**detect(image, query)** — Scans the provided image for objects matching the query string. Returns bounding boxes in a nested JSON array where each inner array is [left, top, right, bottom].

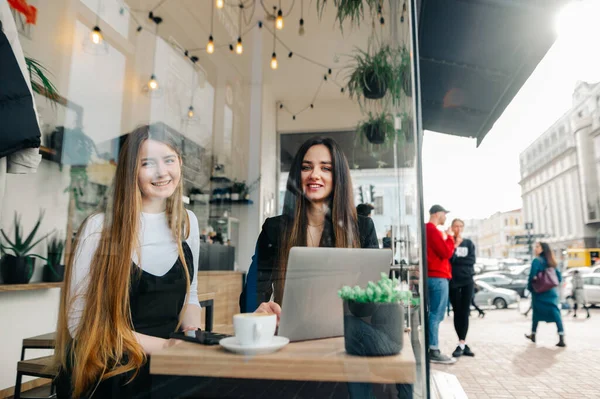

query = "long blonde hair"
[[54, 124, 191, 397]]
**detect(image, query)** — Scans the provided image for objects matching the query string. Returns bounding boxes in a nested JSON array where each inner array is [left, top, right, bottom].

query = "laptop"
[[277, 247, 392, 342]]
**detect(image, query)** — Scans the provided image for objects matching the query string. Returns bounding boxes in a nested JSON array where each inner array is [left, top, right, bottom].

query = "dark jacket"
[[239, 215, 379, 312], [0, 29, 41, 158], [450, 238, 476, 288]]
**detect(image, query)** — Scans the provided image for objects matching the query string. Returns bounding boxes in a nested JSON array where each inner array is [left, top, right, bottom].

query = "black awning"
[[418, 0, 566, 145]]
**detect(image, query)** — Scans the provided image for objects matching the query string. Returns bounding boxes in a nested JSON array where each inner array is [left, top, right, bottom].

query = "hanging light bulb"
[[207, 35, 215, 54], [148, 74, 159, 91], [298, 18, 305, 36], [216, 0, 224, 9], [90, 26, 103, 45], [187, 106, 195, 119], [270, 53, 278, 70], [276, 9, 284, 30], [235, 37, 243, 54], [83, 25, 108, 55]]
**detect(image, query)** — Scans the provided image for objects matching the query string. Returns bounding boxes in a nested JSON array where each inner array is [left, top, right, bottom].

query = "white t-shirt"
[[68, 210, 201, 336]]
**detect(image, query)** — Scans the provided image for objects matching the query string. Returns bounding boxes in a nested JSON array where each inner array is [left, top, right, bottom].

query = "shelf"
[[209, 199, 253, 205], [210, 177, 231, 183], [0, 282, 62, 292]]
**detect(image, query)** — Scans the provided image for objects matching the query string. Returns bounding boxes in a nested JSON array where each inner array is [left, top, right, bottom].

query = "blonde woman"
[[54, 125, 201, 398]]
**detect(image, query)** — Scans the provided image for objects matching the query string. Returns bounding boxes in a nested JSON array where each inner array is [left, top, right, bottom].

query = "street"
[[432, 306, 600, 398]]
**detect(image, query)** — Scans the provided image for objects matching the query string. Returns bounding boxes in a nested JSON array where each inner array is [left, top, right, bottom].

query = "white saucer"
[[219, 336, 290, 355]]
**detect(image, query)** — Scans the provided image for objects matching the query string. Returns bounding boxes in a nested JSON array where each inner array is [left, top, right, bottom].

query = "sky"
[[422, 0, 600, 221]]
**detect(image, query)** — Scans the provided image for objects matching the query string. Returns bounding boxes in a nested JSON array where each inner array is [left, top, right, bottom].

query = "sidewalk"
[[432, 307, 600, 398]]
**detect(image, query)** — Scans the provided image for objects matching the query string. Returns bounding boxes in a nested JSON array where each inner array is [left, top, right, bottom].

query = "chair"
[[14, 356, 57, 399], [198, 292, 215, 332]]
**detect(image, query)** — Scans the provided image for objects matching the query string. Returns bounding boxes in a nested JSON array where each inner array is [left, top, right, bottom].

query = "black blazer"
[[239, 215, 379, 312]]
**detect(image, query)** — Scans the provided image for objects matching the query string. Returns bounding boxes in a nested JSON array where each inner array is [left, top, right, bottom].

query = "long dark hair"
[[276, 137, 359, 303], [538, 242, 557, 268]]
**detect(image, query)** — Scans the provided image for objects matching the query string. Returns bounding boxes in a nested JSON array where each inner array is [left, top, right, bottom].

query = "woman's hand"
[[255, 301, 282, 325]]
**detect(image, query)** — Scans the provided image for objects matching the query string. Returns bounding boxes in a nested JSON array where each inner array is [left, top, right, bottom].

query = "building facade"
[[519, 81, 600, 253], [477, 209, 525, 259]]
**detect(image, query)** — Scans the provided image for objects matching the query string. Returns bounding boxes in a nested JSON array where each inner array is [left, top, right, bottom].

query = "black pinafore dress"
[[56, 242, 194, 399]]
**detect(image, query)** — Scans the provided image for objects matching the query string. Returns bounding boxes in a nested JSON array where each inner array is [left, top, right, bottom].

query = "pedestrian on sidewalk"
[[525, 242, 566, 347], [572, 270, 591, 319], [426, 205, 457, 364], [471, 285, 485, 318], [448, 218, 476, 358]]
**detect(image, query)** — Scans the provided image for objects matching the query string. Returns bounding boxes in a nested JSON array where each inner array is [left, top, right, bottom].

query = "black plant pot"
[[364, 123, 386, 145], [43, 264, 65, 282], [343, 300, 404, 357], [362, 69, 387, 100], [0, 255, 35, 284], [401, 68, 412, 97]]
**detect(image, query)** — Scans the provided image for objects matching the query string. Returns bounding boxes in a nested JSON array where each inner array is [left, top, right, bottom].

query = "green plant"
[[317, 0, 380, 31], [0, 212, 53, 260], [357, 111, 400, 148], [339, 273, 411, 303], [25, 57, 60, 105], [346, 45, 411, 107], [46, 235, 65, 267], [231, 181, 247, 194]]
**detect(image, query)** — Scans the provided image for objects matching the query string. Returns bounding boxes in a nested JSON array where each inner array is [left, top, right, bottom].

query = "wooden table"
[[150, 333, 415, 384]]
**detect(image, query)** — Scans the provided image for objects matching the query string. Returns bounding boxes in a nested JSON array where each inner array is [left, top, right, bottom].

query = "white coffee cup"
[[233, 313, 277, 347]]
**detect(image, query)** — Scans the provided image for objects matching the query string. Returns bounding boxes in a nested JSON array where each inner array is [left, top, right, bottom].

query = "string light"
[[90, 26, 103, 44], [288, 51, 293, 58], [187, 106, 195, 118], [236, 37, 243, 54], [207, 36, 215, 53], [299, 18, 305, 35], [276, 9, 284, 30], [148, 74, 159, 90], [216, 0, 224, 9], [271, 53, 278, 69], [136, 26, 142, 33]]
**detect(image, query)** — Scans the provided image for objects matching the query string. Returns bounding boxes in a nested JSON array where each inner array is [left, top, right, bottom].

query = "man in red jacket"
[[426, 205, 457, 364]]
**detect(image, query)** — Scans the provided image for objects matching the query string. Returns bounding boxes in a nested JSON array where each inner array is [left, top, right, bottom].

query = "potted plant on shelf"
[[42, 235, 65, 282], [231, 181, 247, 201], [339, 273, 411, 356], [346, 45, 411, 107], [0, 212, 53, 284]]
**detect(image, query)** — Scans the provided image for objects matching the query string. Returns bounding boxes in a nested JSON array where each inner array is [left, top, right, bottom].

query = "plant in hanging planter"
[[42, 235, 65, 283], [0, 212, 53, 284], [338, 273, 411, 356], [316, 0, 380, 31], [346, 45, 412, 107], [357, 112, 399, 148]]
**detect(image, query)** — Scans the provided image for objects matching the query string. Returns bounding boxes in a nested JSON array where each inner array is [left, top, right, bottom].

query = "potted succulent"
[[0, 212, 53, 284], [357, 112, 400, 147], [339, 273, 411, 356], [346, 45, 411, 107], [42, 235, 65, 282], [231, 181, 247, 201]]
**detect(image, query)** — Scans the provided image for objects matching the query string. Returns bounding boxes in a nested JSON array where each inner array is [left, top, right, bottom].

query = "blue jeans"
[[428, 278, 449, 350]]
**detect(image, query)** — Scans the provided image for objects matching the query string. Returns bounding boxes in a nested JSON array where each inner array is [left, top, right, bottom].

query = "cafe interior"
[[0, 0, 567, 398]]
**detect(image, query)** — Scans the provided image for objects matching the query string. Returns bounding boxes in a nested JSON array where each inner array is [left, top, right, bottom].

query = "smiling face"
[[300, 144, 334, 205], [137, 139, 181, 208]]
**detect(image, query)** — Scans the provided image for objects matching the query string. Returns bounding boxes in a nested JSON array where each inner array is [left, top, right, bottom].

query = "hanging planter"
[[316, 0, 380, 31], [346, 45, 411, 107], [357, 112, 399, 147]]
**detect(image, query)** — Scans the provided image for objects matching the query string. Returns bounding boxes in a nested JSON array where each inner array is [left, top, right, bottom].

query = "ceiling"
[[418, 0, 568, 145]]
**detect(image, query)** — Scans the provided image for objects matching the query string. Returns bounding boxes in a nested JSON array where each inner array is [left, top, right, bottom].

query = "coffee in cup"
[[233, 313, 277, 347]]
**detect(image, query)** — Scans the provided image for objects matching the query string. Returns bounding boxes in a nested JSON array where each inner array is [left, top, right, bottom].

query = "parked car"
[[498, 258, 526, 271], [498, 265, 530, 281], [474, 281, 520, 309], [562, 267, 593, 278], [590, 265, 600, 274], [476, 258, 501, 273], [475, 273, 529, 297], [561, 273, 600, 306]]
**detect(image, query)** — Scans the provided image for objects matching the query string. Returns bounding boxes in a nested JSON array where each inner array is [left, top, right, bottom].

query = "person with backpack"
[[524, 242, 565, 347]]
